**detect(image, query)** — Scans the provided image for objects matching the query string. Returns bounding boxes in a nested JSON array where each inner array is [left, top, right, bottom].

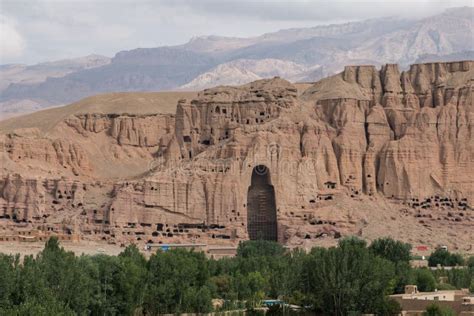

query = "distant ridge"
[[0, 7, 472, 117]]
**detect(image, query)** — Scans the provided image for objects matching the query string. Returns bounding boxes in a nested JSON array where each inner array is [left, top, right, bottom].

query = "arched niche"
[[247, 165, 278, 241]]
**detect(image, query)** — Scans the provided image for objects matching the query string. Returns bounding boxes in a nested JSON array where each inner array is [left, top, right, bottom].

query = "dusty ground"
[[0, 240, 126, 258], [0, 91, 197, 134]]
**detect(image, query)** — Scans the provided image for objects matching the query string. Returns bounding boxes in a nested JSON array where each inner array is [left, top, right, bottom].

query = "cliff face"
[[0, 61, 472, 250], [65, 113, 175, 147], [304, 61, 473, 201]]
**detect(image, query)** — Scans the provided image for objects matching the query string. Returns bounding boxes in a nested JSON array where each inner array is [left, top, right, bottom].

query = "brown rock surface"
[[0, 62, 472, 251]]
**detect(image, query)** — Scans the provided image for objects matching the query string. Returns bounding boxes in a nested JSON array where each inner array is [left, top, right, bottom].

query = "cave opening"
[[247, 165, 278, 241]]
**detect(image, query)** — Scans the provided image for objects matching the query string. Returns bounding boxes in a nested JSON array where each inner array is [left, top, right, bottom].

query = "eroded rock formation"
[[0, 61, 472, 250]]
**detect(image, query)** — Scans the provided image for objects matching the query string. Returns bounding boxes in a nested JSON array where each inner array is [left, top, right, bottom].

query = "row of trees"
[[428, 248, 465, 267], [0, 237, 473, 315]]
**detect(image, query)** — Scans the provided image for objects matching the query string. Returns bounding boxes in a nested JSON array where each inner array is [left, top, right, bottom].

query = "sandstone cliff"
[[0, 62, 472, 251]]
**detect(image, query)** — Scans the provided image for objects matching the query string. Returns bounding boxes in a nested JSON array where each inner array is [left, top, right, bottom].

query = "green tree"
[[384, 298, 402, 315], [468, 256, 474, 270], [182, 285, 212, 313], [0, 235, 428, 314], [413, 268, 436, 292], [83, 248, 147, 316], [210, 274, 234, 300], [468, 256, 474, 285], [0, 254, 18, 309], [87, 255, 125, 315], [447, 268, 471, 289], [0, 297, 75, 316], [369, 237, 413, 294], [423, 303, 456, 316], [16, 255, 50, 306], [436, 283, 456, 290], [242, 271, 267, 308], [234, 240, 292, 300], [237, 240, 285, 258], [144, 249, 211, 314], [369, 238, 412, 263], [303, 237, 395, 316], [35, 237, 93, 314], [428, 249, 464, 267], [118, 245, 148, 314]]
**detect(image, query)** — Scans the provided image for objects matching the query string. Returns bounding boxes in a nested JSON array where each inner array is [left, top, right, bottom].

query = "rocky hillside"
[[0, 60, 472, 251], [0, 55, 110, 116], [0, 7, 472, 117], [180, 59, 321, 90], [0, 54, 110, 91]]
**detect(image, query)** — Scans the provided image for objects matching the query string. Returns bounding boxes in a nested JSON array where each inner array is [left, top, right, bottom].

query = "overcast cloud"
[[0, 0, 472, 64]]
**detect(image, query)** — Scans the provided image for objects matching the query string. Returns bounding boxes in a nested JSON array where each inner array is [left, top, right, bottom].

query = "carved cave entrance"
[[247, 165, 278, 241]]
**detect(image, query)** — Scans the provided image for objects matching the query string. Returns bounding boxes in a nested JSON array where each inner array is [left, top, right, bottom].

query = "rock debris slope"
[[0, 61, 472, 251]]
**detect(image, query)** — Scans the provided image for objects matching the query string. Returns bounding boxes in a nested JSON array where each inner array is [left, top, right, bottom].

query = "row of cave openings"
[[0, 165, 336, 243], [212, 105, 274, 125], [181, 106, 275, 159], [130, 165, 280, 242]]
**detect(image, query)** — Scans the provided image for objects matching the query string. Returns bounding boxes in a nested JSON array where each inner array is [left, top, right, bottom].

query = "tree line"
[[0, 237, 473, 315]]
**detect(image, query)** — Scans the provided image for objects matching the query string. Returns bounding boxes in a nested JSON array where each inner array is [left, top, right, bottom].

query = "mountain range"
[[0, 6, 472, 117]]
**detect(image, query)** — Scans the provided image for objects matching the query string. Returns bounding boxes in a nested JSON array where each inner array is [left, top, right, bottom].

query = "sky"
[[0, 0, 472, 65]]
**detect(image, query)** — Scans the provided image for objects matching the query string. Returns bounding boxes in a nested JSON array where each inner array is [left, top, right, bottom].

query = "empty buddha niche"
[[247, 165, 278, 241]]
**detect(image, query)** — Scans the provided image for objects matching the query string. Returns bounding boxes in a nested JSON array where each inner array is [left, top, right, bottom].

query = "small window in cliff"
[[222, 108, 227, 114], [260, 111, 265, 116], [183, 136, 191, 143], [215, 106, 220, 114], [201, 140, 210, 145], [324, 181, 336, 189]]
